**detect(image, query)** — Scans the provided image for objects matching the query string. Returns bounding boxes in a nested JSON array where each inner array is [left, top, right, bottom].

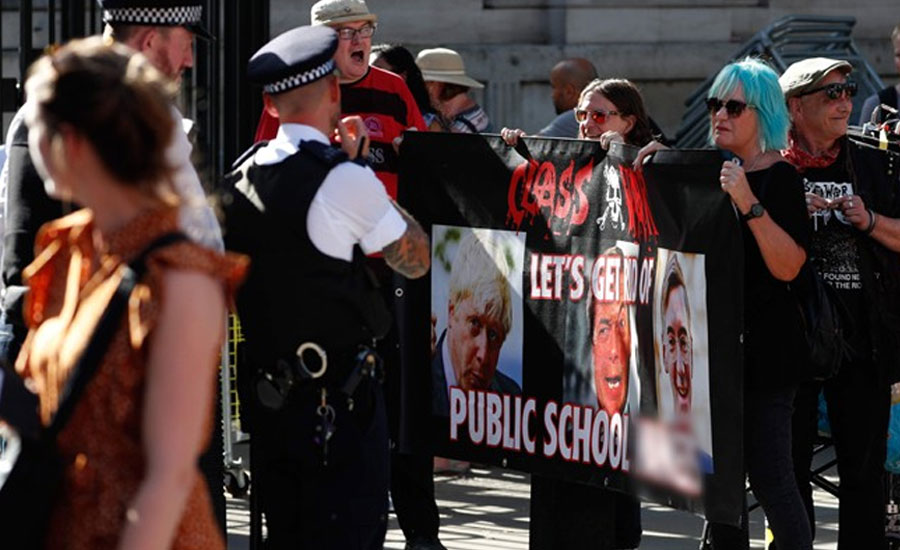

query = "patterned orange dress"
[[15, 207, 247, 550]]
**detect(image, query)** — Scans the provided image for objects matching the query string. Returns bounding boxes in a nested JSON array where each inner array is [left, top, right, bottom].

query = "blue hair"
[[707, 58, 790, 152]]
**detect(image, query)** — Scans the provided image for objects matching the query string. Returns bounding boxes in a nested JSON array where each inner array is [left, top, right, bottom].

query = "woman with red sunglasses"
[[501, 78, 656, 149], [502, 78, 654, 550], [639, 58, 813, 550]]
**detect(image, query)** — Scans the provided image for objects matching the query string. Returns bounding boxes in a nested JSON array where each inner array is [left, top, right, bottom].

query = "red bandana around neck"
[[781, 131, 841, 172]]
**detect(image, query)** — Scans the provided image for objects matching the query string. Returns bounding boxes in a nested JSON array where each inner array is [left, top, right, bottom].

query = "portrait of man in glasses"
[[659, 253, 693, 418], [650, 249, 714, 480], [587, 245, 635, 417]]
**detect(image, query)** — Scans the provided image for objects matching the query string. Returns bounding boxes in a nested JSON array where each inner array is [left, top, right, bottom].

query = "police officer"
[[2, 0, 222, 365], [224, 25, 430, 549]]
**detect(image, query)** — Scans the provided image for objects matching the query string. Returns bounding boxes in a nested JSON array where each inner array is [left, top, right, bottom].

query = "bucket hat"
[[416, 48, 484, 89]]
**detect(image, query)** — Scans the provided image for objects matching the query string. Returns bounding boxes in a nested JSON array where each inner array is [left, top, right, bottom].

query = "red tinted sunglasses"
[[574, 108, 620, 124]]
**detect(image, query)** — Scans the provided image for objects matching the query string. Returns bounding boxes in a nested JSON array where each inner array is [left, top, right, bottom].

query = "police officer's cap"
[[98, 0, 213, 40], [248, 26, 339, 96]]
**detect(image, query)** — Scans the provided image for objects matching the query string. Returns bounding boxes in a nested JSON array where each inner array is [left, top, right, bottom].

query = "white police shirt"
[[255, 123, 407, 262], [169, 106, 225, 252]]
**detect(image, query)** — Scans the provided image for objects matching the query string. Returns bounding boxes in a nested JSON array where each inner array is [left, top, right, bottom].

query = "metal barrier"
[[675, 15, 885, 148], [222, 314, 250, 497]]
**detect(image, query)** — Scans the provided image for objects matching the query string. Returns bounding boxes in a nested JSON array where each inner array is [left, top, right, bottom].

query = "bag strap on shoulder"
[[48, 231, 188, 435]]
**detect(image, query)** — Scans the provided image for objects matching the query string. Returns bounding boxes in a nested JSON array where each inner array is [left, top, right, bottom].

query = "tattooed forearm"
[[383, 202, 430, 279]]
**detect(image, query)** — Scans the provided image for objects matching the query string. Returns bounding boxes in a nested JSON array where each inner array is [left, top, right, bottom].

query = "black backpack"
[[789, 262, 852, 382]]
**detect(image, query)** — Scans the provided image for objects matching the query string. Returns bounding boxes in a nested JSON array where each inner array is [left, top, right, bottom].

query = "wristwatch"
[[741, 203, 765, 222]]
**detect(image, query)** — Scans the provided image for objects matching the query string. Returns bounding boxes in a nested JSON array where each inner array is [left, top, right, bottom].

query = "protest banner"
[[397, 133, 745, 524]]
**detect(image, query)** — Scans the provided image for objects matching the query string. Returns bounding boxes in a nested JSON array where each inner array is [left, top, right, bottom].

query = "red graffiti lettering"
[[534, 163, 557, 225], [507, 160, 539, 228], [619, 165, 658, 241], [554, 162, 574, 220], [507, 159, 594, 235], [572, 162, 592, 227]]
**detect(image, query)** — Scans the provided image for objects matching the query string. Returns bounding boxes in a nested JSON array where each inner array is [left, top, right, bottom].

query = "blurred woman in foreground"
[[18, 37, 245, 549]]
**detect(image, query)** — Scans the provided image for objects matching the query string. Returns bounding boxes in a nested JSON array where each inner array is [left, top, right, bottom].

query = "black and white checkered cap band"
[[103, 6, 202, 26], [263, 59, 336, 94]]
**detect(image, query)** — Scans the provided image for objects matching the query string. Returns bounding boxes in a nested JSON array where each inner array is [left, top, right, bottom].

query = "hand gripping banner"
[[397, 133, 745, 525]]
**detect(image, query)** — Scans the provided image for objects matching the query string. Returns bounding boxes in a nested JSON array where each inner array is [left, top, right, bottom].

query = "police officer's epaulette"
[[218, 141, 267, 218], [301, 140, 370, 169], [301, 140, 349, 169], [230, 140, 269, 170]]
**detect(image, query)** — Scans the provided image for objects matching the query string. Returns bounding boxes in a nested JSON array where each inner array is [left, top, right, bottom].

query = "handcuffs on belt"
[[255, 341, 384, 465], [255, 342, 328, 411]]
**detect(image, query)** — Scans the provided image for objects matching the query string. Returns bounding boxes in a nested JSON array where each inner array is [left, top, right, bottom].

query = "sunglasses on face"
[[574, 108, 620, 124], [797, 80, 858, 101], [335, 23, 377, 41], [705, 98, 753, 118]]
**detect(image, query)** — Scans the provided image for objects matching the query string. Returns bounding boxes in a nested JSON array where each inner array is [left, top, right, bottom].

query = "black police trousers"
[[254, 381, 389, 550]]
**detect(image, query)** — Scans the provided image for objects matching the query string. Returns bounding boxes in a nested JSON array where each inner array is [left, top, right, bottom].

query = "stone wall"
[[0, 3, 895, 138], [273, 0, 899, 137]]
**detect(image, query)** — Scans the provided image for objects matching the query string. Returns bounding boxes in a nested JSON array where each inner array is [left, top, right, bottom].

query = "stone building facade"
[[0, 2, 895, 139], [274, 0, 899, 138]]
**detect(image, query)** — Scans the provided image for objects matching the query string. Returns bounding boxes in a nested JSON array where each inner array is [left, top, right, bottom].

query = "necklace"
[[744, 151, 765, 173]]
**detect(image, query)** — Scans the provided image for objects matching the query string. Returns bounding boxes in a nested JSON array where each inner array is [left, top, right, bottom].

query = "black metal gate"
[[0, 0, 270, 186]]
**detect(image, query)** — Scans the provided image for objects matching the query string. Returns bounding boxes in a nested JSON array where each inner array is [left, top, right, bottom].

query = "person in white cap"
[[416, 47, 492, 133], [778, 56, 900, 550]]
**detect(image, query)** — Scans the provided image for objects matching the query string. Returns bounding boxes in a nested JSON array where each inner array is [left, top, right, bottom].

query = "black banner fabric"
[[397, 133, 745, 524]]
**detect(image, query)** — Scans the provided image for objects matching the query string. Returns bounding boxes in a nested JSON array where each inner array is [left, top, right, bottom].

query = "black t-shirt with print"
[[742, 161, 811, 388], [799, 147, 870, 357]]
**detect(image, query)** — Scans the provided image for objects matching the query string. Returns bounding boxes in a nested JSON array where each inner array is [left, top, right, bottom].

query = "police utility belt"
[[256, 341, 384, 412], [255, 341, 384, 465]]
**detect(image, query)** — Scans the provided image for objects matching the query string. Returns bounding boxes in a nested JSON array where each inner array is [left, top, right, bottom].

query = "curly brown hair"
[[25, 36, 177, 198]]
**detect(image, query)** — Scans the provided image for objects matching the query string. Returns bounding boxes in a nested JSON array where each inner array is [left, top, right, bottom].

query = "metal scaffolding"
[[674, 15, 885, 149]]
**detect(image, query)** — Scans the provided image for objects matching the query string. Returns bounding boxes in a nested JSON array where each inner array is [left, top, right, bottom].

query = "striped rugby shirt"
[[254, 65, 426, 200]]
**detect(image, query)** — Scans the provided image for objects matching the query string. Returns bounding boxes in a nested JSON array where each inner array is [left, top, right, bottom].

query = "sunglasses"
[[574, 108, 620, 124], [705, 98, 753, 118], [335, 23, 377, 41], [797, 80, 858, 100]]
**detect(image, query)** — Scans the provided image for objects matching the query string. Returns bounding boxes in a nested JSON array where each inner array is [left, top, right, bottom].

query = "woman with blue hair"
[[638, 59, 812, 549]]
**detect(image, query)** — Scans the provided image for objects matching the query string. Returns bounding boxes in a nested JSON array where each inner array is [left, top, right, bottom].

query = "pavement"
[[225, 447, 847, 549]]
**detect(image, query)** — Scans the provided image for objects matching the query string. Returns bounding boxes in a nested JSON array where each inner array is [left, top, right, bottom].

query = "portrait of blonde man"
[[432, 229, 522, 417]]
